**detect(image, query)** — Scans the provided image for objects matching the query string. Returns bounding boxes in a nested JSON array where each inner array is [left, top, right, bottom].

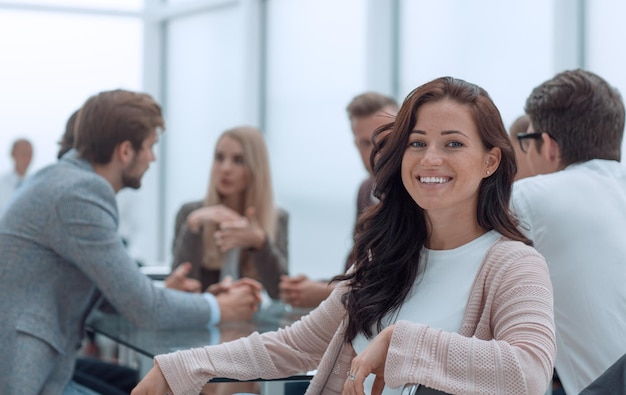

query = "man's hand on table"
[[211, 276, 263, 322]]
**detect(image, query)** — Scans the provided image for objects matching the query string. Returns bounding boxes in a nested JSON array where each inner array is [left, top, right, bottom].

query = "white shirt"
[[511, 159, 626, 395], [352, 230, 500, 394], [0, 170, 23, 217]]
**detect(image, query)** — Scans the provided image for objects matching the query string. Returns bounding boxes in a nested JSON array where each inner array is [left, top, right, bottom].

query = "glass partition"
[[398, 0, 555, 129], [264, 0, 368, 279], [162, 5, 251, 265], [0, 0, 142, 11], [585, 0, 626, 155]]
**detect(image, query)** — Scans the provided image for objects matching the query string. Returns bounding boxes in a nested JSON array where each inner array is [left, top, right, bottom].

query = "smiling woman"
[[131, 77, 556, 395], [400, 99, 501, 229], [338, 77, 554, 394]]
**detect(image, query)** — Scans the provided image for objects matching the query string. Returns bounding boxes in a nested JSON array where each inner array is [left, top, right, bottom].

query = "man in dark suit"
[[0, 89, 261, 395]]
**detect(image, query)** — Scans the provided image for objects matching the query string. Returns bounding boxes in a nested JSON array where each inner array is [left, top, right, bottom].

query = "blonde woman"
[[172, 126, 288, 300]]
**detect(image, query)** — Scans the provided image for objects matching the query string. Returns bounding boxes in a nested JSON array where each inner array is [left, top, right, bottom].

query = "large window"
[[398, 0, 556, 129], [0, 9, 142, 173], [264, 0, 369, 278], [5, 0, 623, 279], [0, 2, 145, 258], [2, 0, 141, 9], [586, 0, 626, 154]]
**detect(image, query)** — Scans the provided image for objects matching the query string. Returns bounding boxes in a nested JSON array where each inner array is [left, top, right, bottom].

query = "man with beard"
[[0, 89, 261, 395]]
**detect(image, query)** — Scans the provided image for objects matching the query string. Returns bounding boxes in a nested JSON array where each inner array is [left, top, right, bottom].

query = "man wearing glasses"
[[516, 129, 559, 175], [511, 69, 626, 395], [508, 114, 533, 180]]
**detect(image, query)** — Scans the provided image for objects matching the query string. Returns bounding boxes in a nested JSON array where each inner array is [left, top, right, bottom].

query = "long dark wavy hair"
[[334, 77, 531, 343]]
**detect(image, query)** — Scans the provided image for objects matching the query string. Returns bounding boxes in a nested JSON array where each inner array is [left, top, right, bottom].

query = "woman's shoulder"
[[275, 206, 289, 220], [484, 236, 547, 271], [479, 237, 552, 298], [174, 200, 204, 225], [178, 200, 203, 214]]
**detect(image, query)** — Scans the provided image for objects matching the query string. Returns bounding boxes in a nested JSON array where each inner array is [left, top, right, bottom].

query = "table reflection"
[[86, 300, 314, 394]]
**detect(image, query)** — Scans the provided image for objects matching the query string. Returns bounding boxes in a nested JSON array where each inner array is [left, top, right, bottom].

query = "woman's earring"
[[486, 170, 490, 175]]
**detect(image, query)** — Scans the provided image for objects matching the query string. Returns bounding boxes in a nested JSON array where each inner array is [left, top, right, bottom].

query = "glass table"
[[86, 301, 314, 394]]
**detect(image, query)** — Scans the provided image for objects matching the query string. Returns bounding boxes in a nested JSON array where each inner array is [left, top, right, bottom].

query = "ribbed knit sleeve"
[[385, 240, 556, 395], [156, 282, 349, 395]]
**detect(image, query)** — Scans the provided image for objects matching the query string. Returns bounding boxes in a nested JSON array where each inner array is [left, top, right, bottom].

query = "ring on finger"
[[347, 371, 356, 381]]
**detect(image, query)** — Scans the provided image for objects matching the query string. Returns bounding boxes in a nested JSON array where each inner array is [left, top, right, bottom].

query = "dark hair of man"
[[525, 69, 625, 164], [334, 77, 532, 343], [346, 91, 399, 119], [74, 89, 164, 165], [58, 109, 79, 159]]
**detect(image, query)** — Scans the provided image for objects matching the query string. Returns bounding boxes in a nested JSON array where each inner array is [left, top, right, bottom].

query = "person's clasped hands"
[[186, 204, 240, 233], [209, 275, 263, 322], [187, 204, 266, 252], [165, 264, 262, 322]]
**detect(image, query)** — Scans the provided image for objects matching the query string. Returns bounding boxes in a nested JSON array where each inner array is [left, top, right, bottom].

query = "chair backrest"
[[578, 352, 626, 395]]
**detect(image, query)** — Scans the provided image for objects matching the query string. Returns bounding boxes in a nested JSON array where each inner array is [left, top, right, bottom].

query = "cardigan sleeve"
[[249, 207, 289, 299], [384, 246, 555, 395], [156, 281, 349, 395]]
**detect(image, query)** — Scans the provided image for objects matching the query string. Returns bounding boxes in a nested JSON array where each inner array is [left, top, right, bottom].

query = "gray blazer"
[[0, 151, 213, 395]]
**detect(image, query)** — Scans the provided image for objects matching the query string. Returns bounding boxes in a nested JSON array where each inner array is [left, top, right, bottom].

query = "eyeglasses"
[[516, 132, 543, 153]]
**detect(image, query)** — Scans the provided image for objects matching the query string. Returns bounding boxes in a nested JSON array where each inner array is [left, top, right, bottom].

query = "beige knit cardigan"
[[157, 238, 556, 395]]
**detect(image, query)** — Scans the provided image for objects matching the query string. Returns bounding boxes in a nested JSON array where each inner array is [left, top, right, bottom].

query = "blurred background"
[[1, 0, 624, 280]]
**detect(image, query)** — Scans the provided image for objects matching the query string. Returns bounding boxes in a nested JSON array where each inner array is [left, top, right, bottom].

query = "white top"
[[352, 230, 500, 394], [0, 170, 23, 217], [511, 159, 626, 395]]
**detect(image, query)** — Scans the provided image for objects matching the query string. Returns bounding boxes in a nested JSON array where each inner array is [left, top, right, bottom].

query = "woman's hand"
[[343, 325, 395, 395], [279, 274, 334, 307], [214, 277, 263, 322], [186, 205, 241, 233], [165, 262, 202, 293], [213, 207, 266, 252], [205, 276, 263, 322], [206, 276, 263, 296], [131, 360, 171, 395]]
